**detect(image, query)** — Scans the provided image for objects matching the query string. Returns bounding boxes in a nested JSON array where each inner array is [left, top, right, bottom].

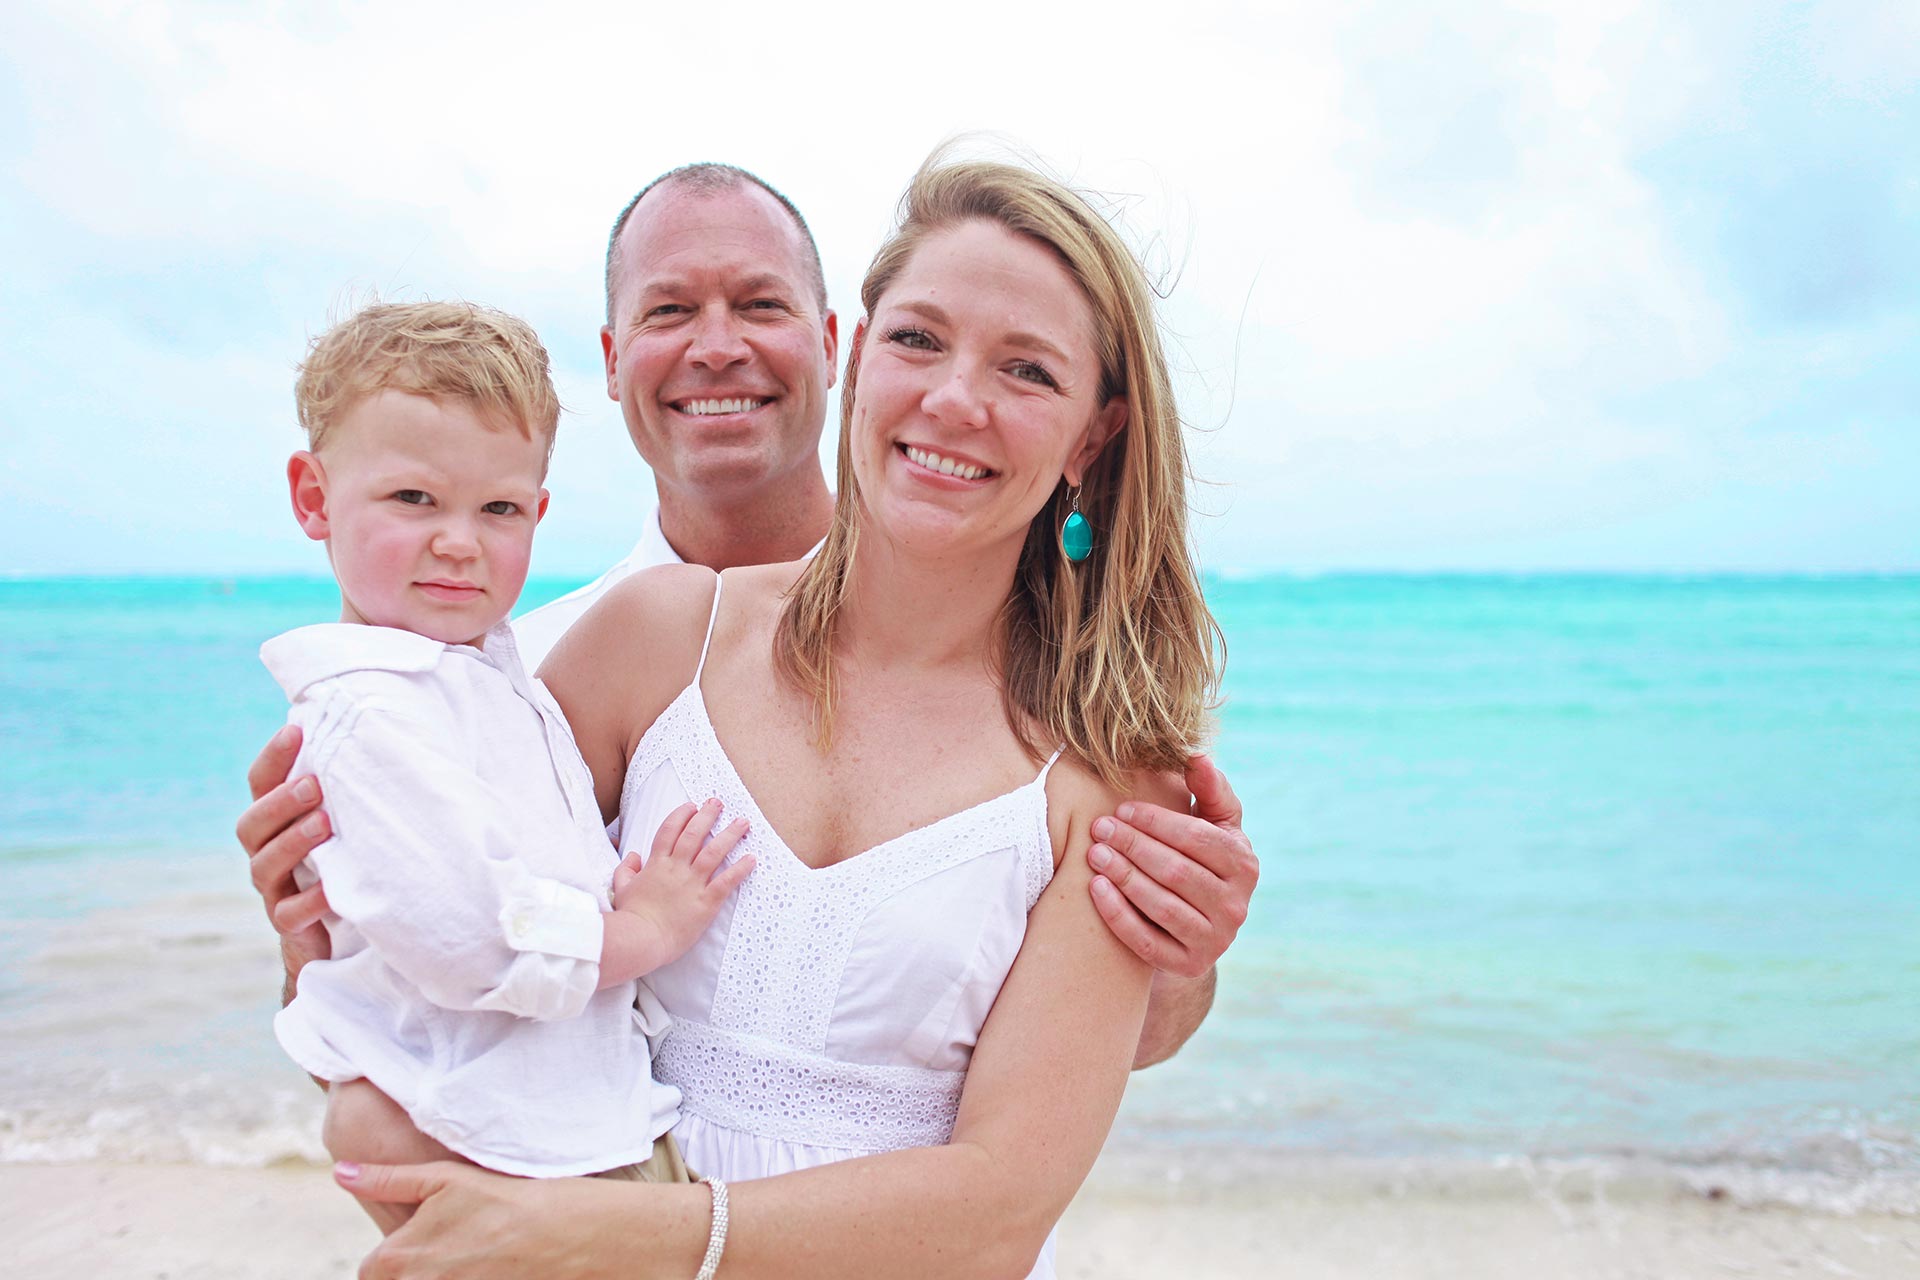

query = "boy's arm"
[[302, 696, 612, 1023]]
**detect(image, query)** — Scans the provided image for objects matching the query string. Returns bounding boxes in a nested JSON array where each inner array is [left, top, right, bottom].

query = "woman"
[[335, 153, 1221, 1279]]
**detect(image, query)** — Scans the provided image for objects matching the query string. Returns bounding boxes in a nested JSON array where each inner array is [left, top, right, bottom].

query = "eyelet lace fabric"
[[621, 679, 1058, 1153]]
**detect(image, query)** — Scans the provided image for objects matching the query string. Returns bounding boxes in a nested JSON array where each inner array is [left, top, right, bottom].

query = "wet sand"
[[4, 1155, 1916, 1279]]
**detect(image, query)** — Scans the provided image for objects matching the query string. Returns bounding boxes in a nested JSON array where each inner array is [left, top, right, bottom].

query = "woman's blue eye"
[[1013, 362, 1058, 388], [884, 327, 935, 350]]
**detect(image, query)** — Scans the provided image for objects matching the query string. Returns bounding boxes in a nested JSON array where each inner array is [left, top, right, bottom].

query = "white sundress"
[[614, 577, 1066, 1278]]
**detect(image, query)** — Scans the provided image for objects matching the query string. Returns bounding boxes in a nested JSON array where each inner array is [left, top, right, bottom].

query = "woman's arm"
[[341, 767, 1186, 1280]]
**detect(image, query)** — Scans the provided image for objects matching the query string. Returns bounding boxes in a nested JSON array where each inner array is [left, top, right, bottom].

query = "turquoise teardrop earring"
[[1061, 486, 1093, 563]]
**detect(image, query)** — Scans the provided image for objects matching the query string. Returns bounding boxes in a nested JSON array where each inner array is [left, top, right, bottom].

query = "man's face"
[[601, 183, 837, 504]]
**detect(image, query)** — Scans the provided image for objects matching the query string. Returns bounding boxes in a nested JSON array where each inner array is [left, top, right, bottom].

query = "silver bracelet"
[[695, 1175, 729, 1280]]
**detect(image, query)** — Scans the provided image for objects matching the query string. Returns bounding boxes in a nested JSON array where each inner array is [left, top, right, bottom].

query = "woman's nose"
[[922, 365, 987, 429]]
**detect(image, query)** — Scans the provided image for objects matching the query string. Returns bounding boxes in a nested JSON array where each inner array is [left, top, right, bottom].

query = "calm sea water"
[[2, 574, 1916, 1208]]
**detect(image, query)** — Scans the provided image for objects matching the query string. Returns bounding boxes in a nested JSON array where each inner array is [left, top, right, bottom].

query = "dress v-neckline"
[[675, 679, 1054, 876]]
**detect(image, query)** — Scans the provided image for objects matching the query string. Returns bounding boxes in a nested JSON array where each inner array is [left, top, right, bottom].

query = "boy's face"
[[295, 389, 549, 646]]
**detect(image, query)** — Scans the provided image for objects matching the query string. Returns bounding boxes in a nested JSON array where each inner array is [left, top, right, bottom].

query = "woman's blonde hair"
[[775, 153, 1223, 786]]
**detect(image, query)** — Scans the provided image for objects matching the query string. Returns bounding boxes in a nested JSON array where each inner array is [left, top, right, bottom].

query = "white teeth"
[[904, 445, 989, 480], [679, 398, 765, 416]]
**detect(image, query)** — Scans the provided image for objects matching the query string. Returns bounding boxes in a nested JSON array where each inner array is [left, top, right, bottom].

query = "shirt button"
[[511, 912, 532, 938]]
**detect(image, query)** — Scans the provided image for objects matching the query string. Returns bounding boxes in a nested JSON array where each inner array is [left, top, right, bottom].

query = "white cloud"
[[2, 0, 1912, 573]]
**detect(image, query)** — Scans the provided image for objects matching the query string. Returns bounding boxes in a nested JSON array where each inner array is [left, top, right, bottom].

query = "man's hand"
[[1087, 753, 1258, 978], [238, 725, 335, 995]]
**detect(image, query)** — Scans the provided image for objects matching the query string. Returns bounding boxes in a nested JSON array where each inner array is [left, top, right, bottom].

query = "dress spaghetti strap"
[[694, 573, 725, 683], [1036, 745, 1067, 785]]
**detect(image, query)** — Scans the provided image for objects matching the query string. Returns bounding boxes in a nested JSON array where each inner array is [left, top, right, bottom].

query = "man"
[[240, 163, 1258, 1068]]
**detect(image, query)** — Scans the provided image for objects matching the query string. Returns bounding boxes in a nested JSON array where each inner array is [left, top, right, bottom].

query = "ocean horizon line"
[[4, 567, 1917, 587]]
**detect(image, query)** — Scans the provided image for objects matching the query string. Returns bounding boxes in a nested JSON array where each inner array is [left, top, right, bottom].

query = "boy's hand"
[[608, 799, 753, 976]]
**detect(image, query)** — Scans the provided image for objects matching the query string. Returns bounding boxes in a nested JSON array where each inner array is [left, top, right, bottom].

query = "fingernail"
[[334, 1161, 361, 1181], [294, 777, 319, 803], [274, 725, 298, 748], [1088, 844, 1111, 870], [1091, 817, 1115, 841], [1116, 803, 1137, 824], [1091, 875, 1114, 898], [301, 814, 327, 838]]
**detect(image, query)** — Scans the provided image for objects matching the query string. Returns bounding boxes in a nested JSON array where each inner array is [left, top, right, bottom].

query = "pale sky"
[[2, 0, 1914, 576]]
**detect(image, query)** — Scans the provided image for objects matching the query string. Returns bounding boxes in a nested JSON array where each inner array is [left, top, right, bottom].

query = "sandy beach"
[[5, 1154, 1916, 1279]]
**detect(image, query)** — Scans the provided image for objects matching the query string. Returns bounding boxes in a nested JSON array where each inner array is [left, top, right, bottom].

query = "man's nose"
[[686, 305, 751, 369]]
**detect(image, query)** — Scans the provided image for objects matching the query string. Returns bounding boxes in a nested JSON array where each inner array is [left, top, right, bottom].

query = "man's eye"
[[747, 298, 786, 311], [884, 327, 935, 350], [646, 303, 689, 318], [482, 501, 520, 516], [394, 490, 430, 505]]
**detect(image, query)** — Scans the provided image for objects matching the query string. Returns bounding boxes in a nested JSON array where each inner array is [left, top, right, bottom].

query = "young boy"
[[263, 300, 751, 1232]]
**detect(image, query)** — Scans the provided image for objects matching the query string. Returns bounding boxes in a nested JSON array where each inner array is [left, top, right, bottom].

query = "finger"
[[270, 883, 331, 935], [1088, 875, 1192, 974], [334, 1159, 457, 1205], [693, 818, 749, 874], [671, 799, 724, 862], [1087, 841, 1212, 947], [648, 803, 699, 863], [1106, 802, 1247, 883], [611, 849, 641, 896], [1183, 753, 1244, 829], [236, 772, 323, 856], [247, 725, 303, 802], [249, 808, 330, 895], [707, 852, 756, 899]]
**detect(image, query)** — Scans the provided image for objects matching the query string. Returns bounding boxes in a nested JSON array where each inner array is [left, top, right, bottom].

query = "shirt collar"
[[261, 621, 521, 700]]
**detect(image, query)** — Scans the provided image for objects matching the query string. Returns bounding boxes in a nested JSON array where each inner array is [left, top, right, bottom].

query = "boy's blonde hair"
[[294, 300, 561, 466], [775, 152, 1223, 788]]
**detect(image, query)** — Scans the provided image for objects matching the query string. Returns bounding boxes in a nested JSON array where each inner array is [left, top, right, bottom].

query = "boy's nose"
[[431, 521, 481, 559]]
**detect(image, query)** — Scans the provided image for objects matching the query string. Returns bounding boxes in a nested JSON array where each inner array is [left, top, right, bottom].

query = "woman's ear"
[[287, 451, 330, 541], [1064, 395, 1128, 487]]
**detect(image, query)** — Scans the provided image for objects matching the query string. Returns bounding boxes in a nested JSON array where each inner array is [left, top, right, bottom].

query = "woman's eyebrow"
[[893, 300, 1071, 364]]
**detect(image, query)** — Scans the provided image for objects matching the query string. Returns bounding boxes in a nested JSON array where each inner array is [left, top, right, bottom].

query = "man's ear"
[[287, 451, 330, 541], [1064, 396, 1127, 487], [822, 309, 840, 391], [600, 324, 619, 402]]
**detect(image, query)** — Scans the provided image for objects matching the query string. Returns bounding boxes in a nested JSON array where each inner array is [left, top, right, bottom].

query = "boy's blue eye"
[[482, 501, 519, 516], [394, 490, 430, 505]]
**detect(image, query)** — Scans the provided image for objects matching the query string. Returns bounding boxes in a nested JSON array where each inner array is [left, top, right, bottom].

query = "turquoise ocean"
[[2, 574, 1915, 1210]]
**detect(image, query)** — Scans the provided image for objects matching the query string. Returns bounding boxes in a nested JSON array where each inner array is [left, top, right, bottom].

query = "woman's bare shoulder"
[[1045, 756, 1188, 872], [543, 564, 719, 713]]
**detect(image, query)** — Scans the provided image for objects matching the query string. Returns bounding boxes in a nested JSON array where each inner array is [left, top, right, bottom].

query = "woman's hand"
[[237, 725, 335, 992], [338, 1162, 592, 1280], [336, 1161, 703, 1280]]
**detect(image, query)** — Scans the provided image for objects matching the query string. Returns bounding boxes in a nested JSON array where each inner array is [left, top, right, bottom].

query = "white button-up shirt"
[[264, 620, 676, 1176]]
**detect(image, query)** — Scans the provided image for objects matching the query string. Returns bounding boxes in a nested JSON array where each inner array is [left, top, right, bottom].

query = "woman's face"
[[848, 219, 1125, 561]]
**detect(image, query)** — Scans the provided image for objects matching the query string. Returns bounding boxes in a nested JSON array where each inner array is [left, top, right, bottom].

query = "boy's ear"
[[536, 488, 551, 524], [287, 451, 330, 541]]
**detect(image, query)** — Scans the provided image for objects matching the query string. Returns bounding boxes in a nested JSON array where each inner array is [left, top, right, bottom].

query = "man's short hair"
[[604, 163, 828, 322], [294, 300, 561, 467]]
